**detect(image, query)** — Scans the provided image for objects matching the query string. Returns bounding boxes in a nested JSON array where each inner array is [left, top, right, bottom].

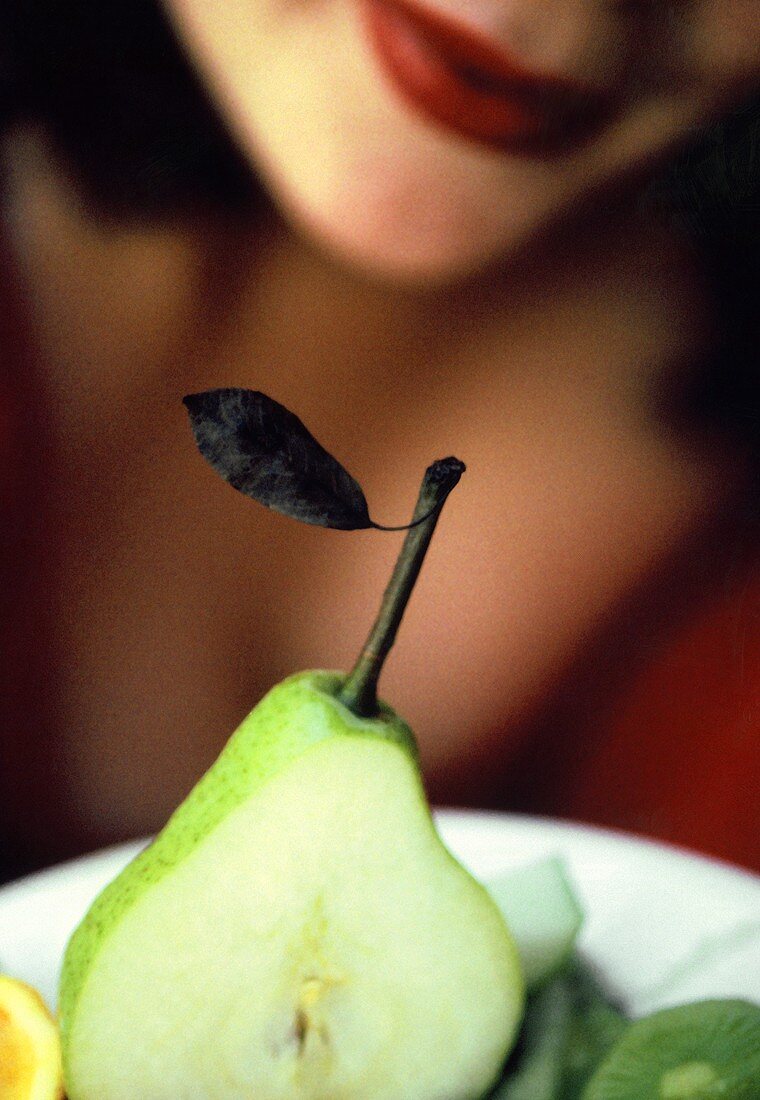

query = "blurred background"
[[1, 2, 758, 884]]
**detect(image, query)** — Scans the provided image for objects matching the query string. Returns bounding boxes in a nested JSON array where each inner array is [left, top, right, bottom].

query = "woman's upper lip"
[[374, 0, 609, 113]]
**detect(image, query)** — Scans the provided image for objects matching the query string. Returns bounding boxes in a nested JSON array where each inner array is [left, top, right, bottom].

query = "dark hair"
[[0, 1, 256, 213], [645, 100, 760, 447], [2, 2, 758, 443]]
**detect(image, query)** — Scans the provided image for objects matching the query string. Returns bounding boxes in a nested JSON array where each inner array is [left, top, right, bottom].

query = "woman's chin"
[[266, 184, 531, 289], [306, 225, 505, 288]]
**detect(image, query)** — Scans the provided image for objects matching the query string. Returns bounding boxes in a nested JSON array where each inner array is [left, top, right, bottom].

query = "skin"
[[1, 1, 759, 859], [162, 0, 760, 281]]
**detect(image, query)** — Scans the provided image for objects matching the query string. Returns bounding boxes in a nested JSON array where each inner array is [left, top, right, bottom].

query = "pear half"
[[60, 672, 524, 1100]]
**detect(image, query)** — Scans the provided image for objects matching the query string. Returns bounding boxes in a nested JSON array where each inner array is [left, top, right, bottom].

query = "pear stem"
[[338, 457, 466, 718]]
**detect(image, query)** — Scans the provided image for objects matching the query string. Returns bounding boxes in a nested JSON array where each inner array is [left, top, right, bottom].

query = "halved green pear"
[[60, 672, 524, 1100]]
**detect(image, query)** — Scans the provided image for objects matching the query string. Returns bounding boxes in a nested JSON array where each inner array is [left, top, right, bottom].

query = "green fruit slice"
[[485, 857, 584, 990], [582, 999, 760, 1099]]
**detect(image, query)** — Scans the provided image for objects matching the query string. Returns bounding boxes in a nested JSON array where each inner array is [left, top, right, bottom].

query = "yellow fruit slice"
[[0, 976, 63, 1100]]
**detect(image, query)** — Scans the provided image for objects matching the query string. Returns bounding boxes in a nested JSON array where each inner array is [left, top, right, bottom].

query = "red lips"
[[362, 0, 611, 153]]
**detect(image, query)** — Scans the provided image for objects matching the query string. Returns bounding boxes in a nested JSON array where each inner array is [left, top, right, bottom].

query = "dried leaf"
[[183, 389, 373, 529]]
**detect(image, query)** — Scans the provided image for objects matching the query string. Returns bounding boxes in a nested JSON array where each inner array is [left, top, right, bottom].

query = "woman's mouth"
[[361, 0, 612, 154]]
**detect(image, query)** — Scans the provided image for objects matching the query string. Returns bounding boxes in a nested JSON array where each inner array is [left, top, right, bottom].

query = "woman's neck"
[[206, 185, 713, 408]]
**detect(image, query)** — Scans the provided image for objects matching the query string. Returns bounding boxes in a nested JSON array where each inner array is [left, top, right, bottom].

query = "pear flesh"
[[60, 673, 524, 1100]]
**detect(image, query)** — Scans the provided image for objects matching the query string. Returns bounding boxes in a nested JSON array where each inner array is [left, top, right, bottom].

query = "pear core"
[[60, 673, 523, 1099]]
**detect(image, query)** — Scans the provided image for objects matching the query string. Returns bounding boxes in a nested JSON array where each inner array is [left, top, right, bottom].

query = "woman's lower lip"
[[361, 0, 608, 154]]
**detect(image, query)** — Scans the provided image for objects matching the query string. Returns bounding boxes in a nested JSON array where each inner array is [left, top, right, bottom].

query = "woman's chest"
[[4, 179, 748, 847]]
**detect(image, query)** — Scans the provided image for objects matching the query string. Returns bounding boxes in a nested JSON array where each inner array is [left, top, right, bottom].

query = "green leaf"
[[488, 957, 629, 1100]]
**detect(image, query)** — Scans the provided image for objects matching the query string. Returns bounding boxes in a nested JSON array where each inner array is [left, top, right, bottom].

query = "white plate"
[[1, 811, 759, 1015]]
